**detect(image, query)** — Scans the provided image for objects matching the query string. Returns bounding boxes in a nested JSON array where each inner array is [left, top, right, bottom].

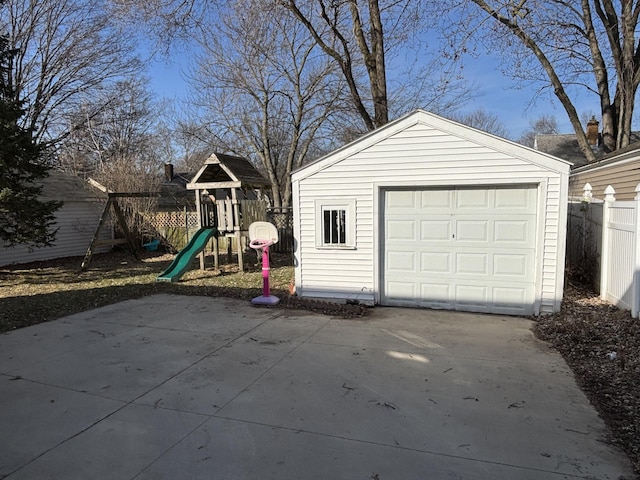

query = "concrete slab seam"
[[207, 415, 594, 480], [2, 309, 286, 479], [212, 316, 333, 417]]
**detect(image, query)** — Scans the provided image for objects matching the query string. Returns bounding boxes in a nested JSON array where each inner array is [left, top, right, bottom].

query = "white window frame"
[[315, 198, 356, 249]]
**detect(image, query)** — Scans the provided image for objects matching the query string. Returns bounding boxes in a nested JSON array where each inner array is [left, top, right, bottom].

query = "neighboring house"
[[534, 118, 640, 200], [569, 143, 640, 201], [158, 163, 196, 211], [0, 170, 111, 267], [292, 109, 571, 316], [534, 117, 606, 168], [534, 133, 597, 167]]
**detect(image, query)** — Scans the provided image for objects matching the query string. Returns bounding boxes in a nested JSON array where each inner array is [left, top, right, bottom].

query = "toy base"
[[251, 295, 280, 306]]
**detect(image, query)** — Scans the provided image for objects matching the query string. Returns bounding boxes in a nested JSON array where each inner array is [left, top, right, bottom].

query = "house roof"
[[293, 109, 571, 182], [160, 169, 193, 195], [41, 170, 107, 202], [159, 172, 195, 208], [162, 171, 192, 188], [535, 132, 640, 167], [187, 153, 270, 190], [571, 141, 640, 175]]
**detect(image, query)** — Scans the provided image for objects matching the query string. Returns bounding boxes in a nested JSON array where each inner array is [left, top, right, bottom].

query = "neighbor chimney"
[[164, 163, 174, 181], [586, 116, 599, 147]]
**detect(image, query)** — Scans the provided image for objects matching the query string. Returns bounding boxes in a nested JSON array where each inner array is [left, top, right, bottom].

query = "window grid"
[[323, 208, 346, 245]]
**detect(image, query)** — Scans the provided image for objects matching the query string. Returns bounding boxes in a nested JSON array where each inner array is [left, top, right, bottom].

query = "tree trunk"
[[470, 0, 597, 163], [285, 0, 387, 130], [348, 0, 388, 127]]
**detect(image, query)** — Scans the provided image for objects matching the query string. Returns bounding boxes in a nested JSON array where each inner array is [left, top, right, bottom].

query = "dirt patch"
[[534, 280, 640, 475]]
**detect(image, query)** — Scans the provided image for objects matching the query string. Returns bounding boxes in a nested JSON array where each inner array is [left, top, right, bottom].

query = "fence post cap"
[[584, 182, 593, 191], [635, 183, 640, 200], [604, 185, 616, 202]]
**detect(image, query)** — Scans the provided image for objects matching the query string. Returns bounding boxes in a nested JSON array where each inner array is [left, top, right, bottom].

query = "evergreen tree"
[[0, 33, 60, 247]]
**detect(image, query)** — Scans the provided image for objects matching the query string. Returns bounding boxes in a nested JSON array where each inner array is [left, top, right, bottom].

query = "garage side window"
[[315, 199, 356, 248], [324, 208, 346, 244]]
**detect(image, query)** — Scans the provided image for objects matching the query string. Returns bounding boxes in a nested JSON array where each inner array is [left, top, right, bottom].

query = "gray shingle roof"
[[535, 132, 640, 167], [41, 170, 107, 202], [188, 153, 270, 189]]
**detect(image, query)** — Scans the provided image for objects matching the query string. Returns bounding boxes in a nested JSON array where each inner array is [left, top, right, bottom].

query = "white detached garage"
[[291, 110, 571, 316]]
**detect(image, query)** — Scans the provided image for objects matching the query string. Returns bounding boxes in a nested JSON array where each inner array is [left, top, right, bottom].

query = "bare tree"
[[170, 118, 214, 173], [518, 114, 559, 148], [58, 79, 160, 177], [447, 107, 510, 138], [107, 0, 204, 47], [110, 0, 472, 143], [57, 78, 163, 237], [444, 0, 640, 161], [188, 0, 342, 208], [281, 0, 389, 130], [0, 0, 142, 145]]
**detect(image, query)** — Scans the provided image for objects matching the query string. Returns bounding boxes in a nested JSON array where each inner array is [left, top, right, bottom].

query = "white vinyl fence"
[[567, 183, 640, 317]]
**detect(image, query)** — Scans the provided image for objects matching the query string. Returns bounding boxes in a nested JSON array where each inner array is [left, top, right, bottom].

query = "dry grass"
[[0, 250, 296, 332], [0, 249, 367, 333]]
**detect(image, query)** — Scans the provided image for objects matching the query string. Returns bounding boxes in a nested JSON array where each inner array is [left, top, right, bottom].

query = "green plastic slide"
[[156, 227, 218, 282]]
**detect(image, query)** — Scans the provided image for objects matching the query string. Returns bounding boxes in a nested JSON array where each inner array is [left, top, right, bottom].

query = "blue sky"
[[459, 53, 598, 138], [149, 59, 188, 101], [147, 47, 597, 140]]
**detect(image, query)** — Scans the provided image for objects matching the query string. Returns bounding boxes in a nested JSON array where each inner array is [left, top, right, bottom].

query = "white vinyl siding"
[[293, 112, 569, 313], [0, 200, 111, 267]]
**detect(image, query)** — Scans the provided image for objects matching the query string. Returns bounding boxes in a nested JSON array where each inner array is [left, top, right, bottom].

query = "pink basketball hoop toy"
[[248, 222, 280, 306]]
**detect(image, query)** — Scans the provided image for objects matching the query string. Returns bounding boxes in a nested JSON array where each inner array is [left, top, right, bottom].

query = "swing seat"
[[143, 239, 161, 252]]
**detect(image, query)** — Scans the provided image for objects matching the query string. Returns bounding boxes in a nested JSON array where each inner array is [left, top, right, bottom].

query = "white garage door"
[[382, 186, 538, 315]]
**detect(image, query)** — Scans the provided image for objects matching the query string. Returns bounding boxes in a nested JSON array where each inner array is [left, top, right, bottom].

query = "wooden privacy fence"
[[567, 183, 640, 317], [567, 193, 603, 290]]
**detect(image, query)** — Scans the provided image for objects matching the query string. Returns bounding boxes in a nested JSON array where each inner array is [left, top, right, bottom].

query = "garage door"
[[382, 186, 537, 315]]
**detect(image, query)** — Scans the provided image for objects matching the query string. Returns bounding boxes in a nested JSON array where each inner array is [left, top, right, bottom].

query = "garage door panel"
[[420, 189, 453, 209], [493, 254, 529, 277], [456, 220, 489, 242], [418, 249, 534, 278], [420, 283, 450, 303], [495, 187, 535, 209], [386, 281, 416, 299], [455, 253, 488, 275], [456, 189, 490, 209], [494, 220, 533, 244], [455, 284, 488, 305], [383, 186, 537, 315], [420, 252, 451, 273], [386, 190, 416, 209], [493, 287, 526, 305], [386, 251, 416, 273], [420, 220, 452, 241], [386, 220, 416, 240]]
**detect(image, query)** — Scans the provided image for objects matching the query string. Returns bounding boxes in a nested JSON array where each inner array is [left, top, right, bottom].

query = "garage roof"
[[293, 110, 572, 182]]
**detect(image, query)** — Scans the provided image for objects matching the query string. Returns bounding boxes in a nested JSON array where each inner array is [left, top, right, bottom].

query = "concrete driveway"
[[0, 295, 633, 479]]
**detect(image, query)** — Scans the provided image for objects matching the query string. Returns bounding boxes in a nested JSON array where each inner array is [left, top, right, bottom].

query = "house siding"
[[293, 118, 569, 314], [569, 157, 640, 200], [0, 200, 111, 267]]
